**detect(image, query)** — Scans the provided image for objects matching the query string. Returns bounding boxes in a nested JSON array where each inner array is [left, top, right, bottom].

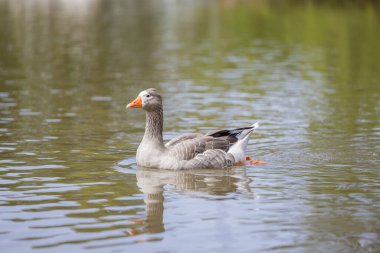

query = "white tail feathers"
[[228, 122, 259, 162], [236, 122, 259, 139]]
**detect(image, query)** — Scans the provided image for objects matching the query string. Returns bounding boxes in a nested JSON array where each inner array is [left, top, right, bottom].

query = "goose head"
[[126, 88, 162, 112]]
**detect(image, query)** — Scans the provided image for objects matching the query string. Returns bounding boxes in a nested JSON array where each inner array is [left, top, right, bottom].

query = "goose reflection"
[[136, 167, 254, 234]]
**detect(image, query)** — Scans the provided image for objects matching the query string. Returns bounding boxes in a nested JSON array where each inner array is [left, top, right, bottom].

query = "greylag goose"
[[127, 88, 262, 170]]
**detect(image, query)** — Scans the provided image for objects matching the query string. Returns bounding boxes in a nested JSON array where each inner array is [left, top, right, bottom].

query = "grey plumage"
[[127, 88, 258, 170]]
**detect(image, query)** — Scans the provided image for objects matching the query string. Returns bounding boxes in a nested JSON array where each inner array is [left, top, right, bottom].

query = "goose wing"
[[166, 126, 255, 161], [180, 149, 235, 169], [165, 133, 203, 148], [167, 136, 231, 161]]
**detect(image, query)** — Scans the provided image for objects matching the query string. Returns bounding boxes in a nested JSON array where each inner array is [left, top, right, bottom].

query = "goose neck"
[[143, 108, 164, 145]]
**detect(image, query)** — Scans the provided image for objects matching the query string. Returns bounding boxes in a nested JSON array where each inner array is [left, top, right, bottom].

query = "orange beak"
[[126, 96, 142, 108]]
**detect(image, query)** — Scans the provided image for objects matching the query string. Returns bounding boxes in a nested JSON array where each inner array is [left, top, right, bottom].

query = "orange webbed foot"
[[236, 157, 266, 166], [247, 160, 266, 165], [245, 156, 266, 165]]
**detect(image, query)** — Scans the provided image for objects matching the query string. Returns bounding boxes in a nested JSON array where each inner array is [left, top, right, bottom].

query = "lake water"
[[1, 0, 379, 252]]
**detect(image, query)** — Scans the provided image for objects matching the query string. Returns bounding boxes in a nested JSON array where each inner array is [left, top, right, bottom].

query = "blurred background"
[[0, 0, 379, 252]]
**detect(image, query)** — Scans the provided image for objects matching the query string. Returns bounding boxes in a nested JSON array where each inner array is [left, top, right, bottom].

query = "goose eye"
[[146, 94, 150, 98]]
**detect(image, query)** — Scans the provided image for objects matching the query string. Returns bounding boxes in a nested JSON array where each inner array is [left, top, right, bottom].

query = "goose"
[[127, 88, 264, 170]]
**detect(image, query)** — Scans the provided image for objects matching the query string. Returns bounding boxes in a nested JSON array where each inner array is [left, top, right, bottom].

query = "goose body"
[[127, 88, 259, 170]]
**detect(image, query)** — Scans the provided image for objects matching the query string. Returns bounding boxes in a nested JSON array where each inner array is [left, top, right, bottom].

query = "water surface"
[[1, 1, 379, 252]]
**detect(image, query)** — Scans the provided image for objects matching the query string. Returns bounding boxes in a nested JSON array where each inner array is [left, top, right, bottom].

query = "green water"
[[0, 1, 379, 252]]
